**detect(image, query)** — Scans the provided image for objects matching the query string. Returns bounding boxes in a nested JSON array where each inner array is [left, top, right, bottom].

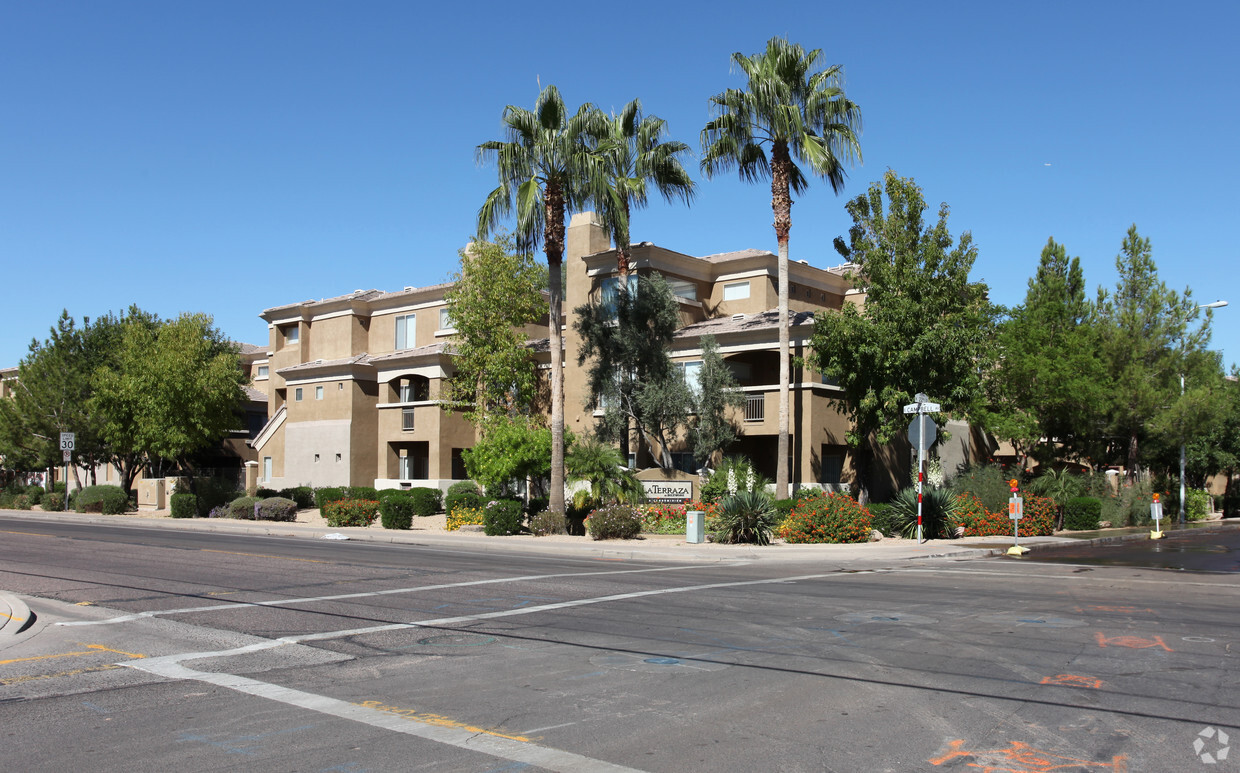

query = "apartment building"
[[251, 212, 906, 495]]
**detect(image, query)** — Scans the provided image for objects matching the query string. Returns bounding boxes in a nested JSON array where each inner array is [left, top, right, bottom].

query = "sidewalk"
[[7, 507, 1229, 566], [0, 590, 31, 637]]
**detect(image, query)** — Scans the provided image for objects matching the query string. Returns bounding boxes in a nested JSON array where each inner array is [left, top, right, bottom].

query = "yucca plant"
[[713, 489, 780, 545], [891, 487, 961, 540]]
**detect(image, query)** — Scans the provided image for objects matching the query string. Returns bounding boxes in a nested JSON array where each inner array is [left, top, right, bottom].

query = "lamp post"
[[1179, 300, 1228, 525]]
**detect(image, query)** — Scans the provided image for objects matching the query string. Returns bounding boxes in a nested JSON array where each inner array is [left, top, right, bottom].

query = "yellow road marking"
[[207, 590, 238, 596], [357, 700, 530, 742], [0, 529, 56, 537], [0, 664, 120, 686], [1, 611, 24, 622], [74, 601, 94, 606], [0, 643, 145, 666], [200, 549, 329, 564]]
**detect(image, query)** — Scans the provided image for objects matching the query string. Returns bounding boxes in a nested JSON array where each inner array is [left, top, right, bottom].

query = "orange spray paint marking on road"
[[1095, 632, 1173, 651], [929, 739, 1128, 771], [1040, 674, 1103, 689]]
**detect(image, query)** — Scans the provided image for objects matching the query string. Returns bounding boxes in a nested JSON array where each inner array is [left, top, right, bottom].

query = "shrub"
[[207, 505, 229, 519], [446, 505, 484, 531], [529, 509, 567, 536], [170, 493, 197, 519], [1063, 497, 1102, 531], [0, 492, 13, 509], [867, 502, 900, 537], [1186, 488, 1210, 522], [379, 493, 416, 530], [700, 456, 763, 503], [525, 496, 549, 517], [315, 487, 346, 509], [950, 464, 1024, 514], [10, 494, 32, 510], [641, 503, 693, 535], [586, 504, 642, 540], [227, 496, 262, 520], [278, 486, 316, 510], [956, 492, 1056, 537], [322, 499, 379, 527], [777, 491, 872, 544], [74, 485, 130, 515], [345, 485, 379, 502], [484, 498, 524, 536], [25, 485, 44, 506], [256, 487, 279, 499], [445, 481, 483, 516], [193, 477, 244, 518], [407, 487, 443, 517], [713, 490, 780, 545], [43, 492, 65, 511], [255, 497, 298, 522], [890, 487, 961, 540]]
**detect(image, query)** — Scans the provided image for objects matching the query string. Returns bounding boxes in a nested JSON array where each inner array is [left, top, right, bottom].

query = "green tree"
[[443, 234, 545, 425], [690, 335, 744, 466], [477, 84, 608, 514], [701, 36, 862, 500], [565, 438, 644, 510], [979, 238, 1107, 466], [93, 312, 246, 478], [461, 413, 554, 493], [808, 170, 993, 502], [574, 272, 692, 469], [595, 98, 695, 280], [1094, 225, 1208, 480]]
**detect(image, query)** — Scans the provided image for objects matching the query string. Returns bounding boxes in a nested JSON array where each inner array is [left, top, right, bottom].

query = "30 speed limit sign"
[[60, 432, 75, 461]]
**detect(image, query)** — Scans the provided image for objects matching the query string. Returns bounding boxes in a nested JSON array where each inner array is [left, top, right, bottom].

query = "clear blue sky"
[[4, 1, 1237, 373]]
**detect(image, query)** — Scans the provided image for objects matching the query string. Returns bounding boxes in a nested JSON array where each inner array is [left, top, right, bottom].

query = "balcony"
[[745, 393, 765, 422]]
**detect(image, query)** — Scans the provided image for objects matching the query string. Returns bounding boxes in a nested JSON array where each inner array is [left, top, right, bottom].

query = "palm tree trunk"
[[615, 196, 632, 465], [772, 147, 792, 500], [545, 190, 567, 514]]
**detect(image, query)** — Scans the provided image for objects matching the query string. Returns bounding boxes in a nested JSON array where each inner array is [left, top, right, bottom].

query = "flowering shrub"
[[956, 492, 1055, 537], [777, 491, 872, 544], [529, 509, 567, 536], [446, 506, 484, 531], [322, 499, 380, 528], [484, 498, 524, 536], [639, 501, 718, 534], [586, 504, 643, 540], [255, 497, 298, 522]]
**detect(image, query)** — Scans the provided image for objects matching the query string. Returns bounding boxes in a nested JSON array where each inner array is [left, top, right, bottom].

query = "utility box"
[[686, 510, 705, 543]]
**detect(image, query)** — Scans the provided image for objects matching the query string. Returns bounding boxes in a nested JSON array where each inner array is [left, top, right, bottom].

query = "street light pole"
[[1179, 300, 1228, 525]]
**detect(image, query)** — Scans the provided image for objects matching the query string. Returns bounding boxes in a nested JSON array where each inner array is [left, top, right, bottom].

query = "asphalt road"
[[2, 515, 1238, 772]]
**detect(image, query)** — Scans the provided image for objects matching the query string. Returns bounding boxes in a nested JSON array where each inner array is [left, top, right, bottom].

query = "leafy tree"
[[978, 238, 1107, 466], [443, 234, 545, 425], [808, 170, 993, 502], [92, 312, 246, 479], [701, 36, 862, 499], [1094, 225, 1209, 480], [595, 98, 695, 280], [461, 413, 554, 492], [690, 335, 744, 466], [574, 272, 692, 469], [477, 84, 609, 514]]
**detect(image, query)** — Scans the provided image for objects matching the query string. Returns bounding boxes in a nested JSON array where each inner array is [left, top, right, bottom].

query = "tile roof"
[[276, 353, 374, 375], [674, 309, 816, 339], [367, 343, 451, 363], [244, 385, 269, 402], [697, 248, 776, 263]]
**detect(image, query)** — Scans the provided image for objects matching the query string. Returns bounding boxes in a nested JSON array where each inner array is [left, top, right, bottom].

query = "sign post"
[[1150, 493, 1165, 540], [59, 432, 75, 512], [1005, 479, 1028, 556], [903, 393, 941, 544]]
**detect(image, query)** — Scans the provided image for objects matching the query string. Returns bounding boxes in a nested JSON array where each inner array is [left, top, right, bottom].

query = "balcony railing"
[[402, 408, 415, 431], [745, 393, 765, 422]]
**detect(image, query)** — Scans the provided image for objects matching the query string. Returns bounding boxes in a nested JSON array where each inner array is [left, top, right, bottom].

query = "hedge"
[[407, 487, 443, 516], [322, 499, 379, 528], [483, 498, 524, 536], [255, 497, 298, 522], [170, 493, 197, 519], [776, 491, 872, 544], [74, 485, 130, 515], [379, 493, 415, 530], [1063, 497, 1102, 531]]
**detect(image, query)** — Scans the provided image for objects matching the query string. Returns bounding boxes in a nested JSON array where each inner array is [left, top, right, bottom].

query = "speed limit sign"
[[60, 432, 75, 451]]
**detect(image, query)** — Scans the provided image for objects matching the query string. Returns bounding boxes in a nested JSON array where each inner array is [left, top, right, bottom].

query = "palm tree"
[[596, 99, 695, 281], [701, 37, 862, 500], [477, 85, 608, 514], [566, 438, 644, 510]]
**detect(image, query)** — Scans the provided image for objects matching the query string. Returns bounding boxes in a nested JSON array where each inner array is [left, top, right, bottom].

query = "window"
[[439, 307, 453, 330], [402, 408, 415, 431], [670, 452, 697, 474], [263, 457, 272, 480], [399, 377, 429, 403], [395, 314, 416, 350], [256, 365, 269, 378], [600, 275, 637, 319], [283, 325, 299, 344], [667, 278, 697, 302], [315, 385, 324, 400], [723, 281, 750, 301], [451, 448, 467, 480], [294, 387, 303, 401], [676, 360, 703, 396], [820, 448, 844, 485]]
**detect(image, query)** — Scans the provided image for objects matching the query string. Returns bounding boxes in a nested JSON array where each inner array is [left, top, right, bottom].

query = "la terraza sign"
[[642, 480, 692, 503]]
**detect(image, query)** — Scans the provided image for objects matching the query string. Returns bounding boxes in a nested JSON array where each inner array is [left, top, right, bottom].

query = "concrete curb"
[[0, 590, 32, 637]]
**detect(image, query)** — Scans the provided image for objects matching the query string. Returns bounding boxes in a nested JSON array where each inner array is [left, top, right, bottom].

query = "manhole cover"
[[590, 653, 729, 673], [833, 610, 938, 626]]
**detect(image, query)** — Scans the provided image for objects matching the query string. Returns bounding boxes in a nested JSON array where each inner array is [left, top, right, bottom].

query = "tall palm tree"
[[594, 99, 695, 464], [597, 99, 696, 281], [477, 85, 608, 514], [701, 37, 862, 499]]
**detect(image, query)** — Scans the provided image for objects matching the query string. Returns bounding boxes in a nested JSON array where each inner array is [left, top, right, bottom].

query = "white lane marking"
[[57, 563, 733, 627], [521, 722, 580, 735], [130, 659, 644, 773], [902, 567, 1240, 590]]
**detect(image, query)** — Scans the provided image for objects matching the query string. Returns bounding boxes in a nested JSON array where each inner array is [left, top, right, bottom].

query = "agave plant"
[[713, 489, 780, 545], [891, 487, 961, 540]]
